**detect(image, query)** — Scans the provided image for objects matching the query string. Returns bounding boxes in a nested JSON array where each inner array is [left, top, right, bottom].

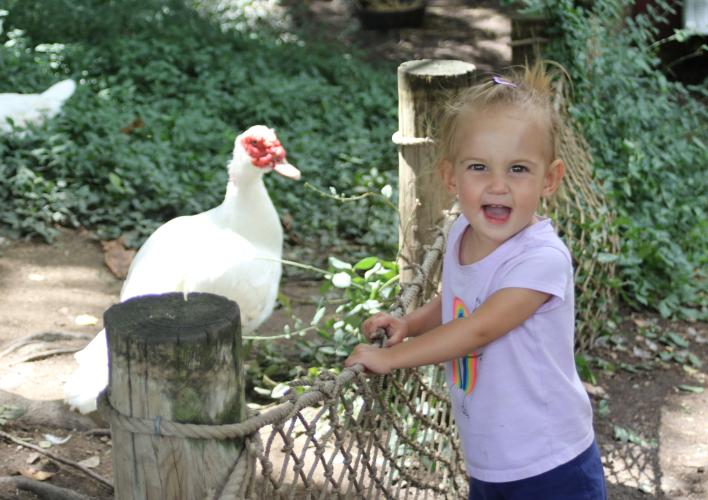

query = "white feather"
[[0, 79, 76, 133]]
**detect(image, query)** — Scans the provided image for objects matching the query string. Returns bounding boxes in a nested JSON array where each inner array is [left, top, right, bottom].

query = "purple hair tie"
[[492, 75, 517, 88]]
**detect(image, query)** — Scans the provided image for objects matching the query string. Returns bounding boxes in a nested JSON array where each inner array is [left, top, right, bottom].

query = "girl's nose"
[[487, 174, 509, 194]]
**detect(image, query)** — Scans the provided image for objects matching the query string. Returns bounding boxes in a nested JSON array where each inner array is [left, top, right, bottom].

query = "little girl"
[[345, 63, 607, 499]]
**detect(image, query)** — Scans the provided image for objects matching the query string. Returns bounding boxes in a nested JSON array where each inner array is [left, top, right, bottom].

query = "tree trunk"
[[397, 59, 476, 293], [105, 292, 246, 499]]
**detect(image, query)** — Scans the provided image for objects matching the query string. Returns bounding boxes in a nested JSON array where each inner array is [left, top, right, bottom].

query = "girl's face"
[[441, 104, 564, 260]]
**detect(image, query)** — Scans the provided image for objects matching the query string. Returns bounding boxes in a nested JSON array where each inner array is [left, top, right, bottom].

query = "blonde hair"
[[437, 61, 566, 165]]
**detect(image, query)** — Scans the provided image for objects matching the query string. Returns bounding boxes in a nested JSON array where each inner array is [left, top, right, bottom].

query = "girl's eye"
[[510, 165, 529, 173], [467, 163, 486, 171]]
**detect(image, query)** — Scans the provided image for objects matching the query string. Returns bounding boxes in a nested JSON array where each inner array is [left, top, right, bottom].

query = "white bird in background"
[[64, 125, 301, 414], [0, 79, 76, 133]]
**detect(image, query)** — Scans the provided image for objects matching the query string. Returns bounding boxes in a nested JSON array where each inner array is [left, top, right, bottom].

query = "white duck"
[[64, 125, 300, 414], [0, 79, 76, 133]]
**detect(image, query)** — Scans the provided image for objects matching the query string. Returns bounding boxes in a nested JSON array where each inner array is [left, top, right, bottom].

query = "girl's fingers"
[[362, 314, 391, 337], [386, 330, 405, 346]]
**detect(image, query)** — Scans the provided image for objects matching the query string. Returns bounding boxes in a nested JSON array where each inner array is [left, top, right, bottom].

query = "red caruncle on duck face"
[[240, 134, 287, 169]]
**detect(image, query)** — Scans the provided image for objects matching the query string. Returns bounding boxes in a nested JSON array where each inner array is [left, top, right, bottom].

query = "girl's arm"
[[346, 287, 550, 374], [402, 296, 443, 337]]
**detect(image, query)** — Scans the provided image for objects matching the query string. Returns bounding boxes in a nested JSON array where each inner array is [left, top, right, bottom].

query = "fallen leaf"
[[26, 453, 40, 464], [102, 238, 136, 279], [120, 116, 145, 135], [44, 433, 71, 445], [38, 440, 52, 449], [643, 338, 658, 352], [583, 382, 608, 399], [20, 467, 55, 481], [78, 455, 100, 468], [75, 314, 98, 326], [677, 384, 704, 394], [632, 346, 652, 360], [632, 317, 651, 328], [0, 405, 25, 422]]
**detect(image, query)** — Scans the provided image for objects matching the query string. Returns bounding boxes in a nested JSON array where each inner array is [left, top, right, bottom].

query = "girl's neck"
[[458, 215, 539, 265], [458, 226, 495, 265]]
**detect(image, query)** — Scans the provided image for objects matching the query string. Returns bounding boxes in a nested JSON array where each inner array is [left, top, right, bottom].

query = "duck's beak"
[[273, 161, 301, 180]]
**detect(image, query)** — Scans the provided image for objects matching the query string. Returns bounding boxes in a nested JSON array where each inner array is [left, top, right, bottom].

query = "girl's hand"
[[344, 343, 393, 374], [361, 313, 409, 346]]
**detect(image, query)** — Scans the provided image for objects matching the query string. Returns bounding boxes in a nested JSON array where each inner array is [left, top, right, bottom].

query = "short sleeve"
[[491, 245, 572, 311]]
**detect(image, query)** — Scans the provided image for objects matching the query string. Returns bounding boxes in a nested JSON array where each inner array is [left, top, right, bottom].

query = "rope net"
[[545, 78, 620, 351], [244, 213, 465, 499]]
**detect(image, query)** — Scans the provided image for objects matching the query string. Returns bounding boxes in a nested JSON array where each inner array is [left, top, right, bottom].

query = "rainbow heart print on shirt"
[[450, 297, 479, 395]]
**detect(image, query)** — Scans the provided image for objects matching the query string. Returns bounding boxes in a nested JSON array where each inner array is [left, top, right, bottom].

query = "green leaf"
[[596, 252, 619, 263], [310, 306, 326, 326], [677, 385, 704, 393], [613, 425, 657, 448], [598, 399, 610, 418], [659, 351, 673, 362], [271, 383, 290, 399], [687, 353, 703, 368], [108, 172, 124, 192], [328, 257, 352, 270], [354, 256, 379, 270], [575, 354, 596, 384], [253, 386, 271, 396], [666, 332, 690, 348]]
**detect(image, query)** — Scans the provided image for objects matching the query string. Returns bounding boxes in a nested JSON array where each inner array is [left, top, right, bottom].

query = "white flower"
[[331, 272, 351, 288]]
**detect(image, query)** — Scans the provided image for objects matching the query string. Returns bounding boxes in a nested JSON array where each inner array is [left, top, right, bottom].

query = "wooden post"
[[105, 292, 246, 499], [397, 59, 476, 290]]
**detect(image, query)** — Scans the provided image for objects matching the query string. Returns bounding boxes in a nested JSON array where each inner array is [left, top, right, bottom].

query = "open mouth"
[[482, 204, 511, 223]]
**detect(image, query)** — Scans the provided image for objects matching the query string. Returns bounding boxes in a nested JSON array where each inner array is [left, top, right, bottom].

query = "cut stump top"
[[398, 59, 476, 78], [104, 292, 240, 344]]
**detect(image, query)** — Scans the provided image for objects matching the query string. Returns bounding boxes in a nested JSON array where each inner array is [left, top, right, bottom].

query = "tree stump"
[[396, 59, 476, 292], [105, 292, 246, 500]]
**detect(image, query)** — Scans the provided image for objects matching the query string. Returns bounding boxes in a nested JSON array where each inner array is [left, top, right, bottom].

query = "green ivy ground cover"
[[0, 0, 399, 252]]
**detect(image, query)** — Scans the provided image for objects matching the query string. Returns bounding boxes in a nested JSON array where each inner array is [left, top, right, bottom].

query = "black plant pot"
[[356, 2, 427, 30]]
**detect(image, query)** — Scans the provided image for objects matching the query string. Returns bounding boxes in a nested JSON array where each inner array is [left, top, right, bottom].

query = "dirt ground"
[[0, 1, 706, 499]]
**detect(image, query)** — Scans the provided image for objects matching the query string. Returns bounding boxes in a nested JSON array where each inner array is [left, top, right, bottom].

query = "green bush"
[[0, 0, 399, 252], [508, 0, 707, 319]]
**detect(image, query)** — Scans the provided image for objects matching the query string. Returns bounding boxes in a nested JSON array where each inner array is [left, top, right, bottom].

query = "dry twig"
[[0, 429, 113, 492], [0, 476, 91, 500]]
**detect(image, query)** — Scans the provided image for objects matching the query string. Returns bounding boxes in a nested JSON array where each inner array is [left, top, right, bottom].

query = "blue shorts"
[[468, 441, 607, 500]]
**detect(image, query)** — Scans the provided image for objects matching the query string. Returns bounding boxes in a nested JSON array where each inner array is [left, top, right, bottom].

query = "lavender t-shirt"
[[441, 215, 594, 482]]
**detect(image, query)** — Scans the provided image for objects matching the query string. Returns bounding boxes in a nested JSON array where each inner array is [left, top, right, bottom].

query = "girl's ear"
[[542, 159, 565, 198], [439, 159, 457, 194]]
